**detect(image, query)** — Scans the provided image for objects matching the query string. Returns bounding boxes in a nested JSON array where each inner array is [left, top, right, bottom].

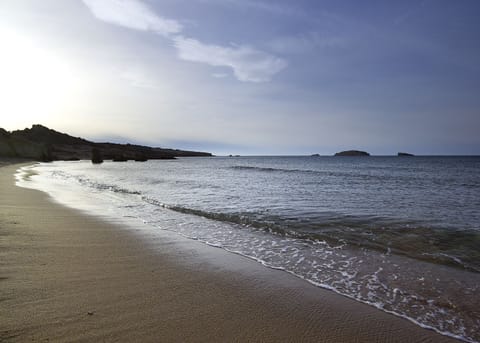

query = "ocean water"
[[16, 156, 480, 342]]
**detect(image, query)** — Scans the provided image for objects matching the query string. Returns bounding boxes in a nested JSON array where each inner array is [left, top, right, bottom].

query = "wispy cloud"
[[120, 67, 158, 89], [393, 0, 430, 25], [196, 0, 307, 18], [269, 32, 347, 55], [212, 73, 229, 79], [173, 36, 287, 82], [82, 0, 181, 36], [82, 0, 286, 83]]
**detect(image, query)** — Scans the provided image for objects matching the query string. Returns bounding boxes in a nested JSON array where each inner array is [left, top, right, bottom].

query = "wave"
[[229, 165, 300, 173], [46, 169, 480, 273], [227, 165, 431, 183], [51, 170, 141, 196], [142, 201, 479, 343], [141, 197, 480, 273]]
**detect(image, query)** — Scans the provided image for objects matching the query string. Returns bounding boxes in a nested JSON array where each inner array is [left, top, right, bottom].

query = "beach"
[[0, 162, 459, 342]]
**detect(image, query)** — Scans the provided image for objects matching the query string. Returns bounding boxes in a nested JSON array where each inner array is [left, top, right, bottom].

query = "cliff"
[[0, 125, 212, 161], [0, 127, 52, 161]]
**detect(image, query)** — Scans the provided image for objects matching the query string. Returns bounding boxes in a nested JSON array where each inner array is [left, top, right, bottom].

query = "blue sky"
[[1, 0, 479, 155]]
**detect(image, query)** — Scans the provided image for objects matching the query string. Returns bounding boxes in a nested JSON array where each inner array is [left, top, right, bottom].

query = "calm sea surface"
[[17, 156, 480, 342]]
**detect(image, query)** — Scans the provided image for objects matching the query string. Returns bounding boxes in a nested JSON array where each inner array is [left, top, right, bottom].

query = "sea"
[[16, 156, 480, 342]]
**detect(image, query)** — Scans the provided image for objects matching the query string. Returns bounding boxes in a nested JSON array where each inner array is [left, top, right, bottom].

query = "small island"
[[398, 152, 414, 157], [334, 150, 370, 156]]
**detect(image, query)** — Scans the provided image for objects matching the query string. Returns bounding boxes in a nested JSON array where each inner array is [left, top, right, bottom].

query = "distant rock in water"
[[134, 154, 148, 162], [311, 153, 320, 157], [398, 152, 414, 157], [112, 155, 128, 162], [91, 148, 103, 164], [334, 150, 370, 156], [0, 124, 212, 161]]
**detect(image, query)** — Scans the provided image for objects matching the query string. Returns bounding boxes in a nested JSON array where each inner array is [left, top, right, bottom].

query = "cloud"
[[196, 0, 307, 18], [81, 0, 181, 36], [269, 32, 346, 54], [212, 73, 229, 78], [120, 67, 158, 89], [173, 36, 287, 82], [393, 0, 429, 25], [82, 0, 287, 82]]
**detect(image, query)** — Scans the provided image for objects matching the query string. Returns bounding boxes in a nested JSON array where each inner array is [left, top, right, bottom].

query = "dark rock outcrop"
[[134, 153, 148, 162], [334, 150, 370, 156], [0, 125, 212, 161], [112, 155, 128, 162], [398, 152, 414, 157], [0, 126, 52, 160], [91, 148, 104, 164]]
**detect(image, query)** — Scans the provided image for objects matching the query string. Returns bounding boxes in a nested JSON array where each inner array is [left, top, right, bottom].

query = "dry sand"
[[0, 162, 458, 342]]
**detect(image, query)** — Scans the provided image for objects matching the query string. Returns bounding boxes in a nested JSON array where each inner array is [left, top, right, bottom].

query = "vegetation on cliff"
[[0, 125, 212, 161]]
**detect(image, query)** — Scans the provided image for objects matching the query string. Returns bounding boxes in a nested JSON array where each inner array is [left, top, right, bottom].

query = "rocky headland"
[[0, 125, 212, 162]]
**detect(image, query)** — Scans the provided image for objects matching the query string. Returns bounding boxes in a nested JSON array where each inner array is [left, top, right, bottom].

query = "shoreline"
[[0, 162, 459, 342]]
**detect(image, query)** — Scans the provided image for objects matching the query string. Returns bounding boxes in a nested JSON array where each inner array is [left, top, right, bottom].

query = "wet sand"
[[0, 162, 458, 342]]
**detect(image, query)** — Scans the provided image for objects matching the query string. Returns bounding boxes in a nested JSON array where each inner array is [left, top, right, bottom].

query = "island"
[[334, 150, 370, 156], [398, 152, 414, 157], [0, 124, 212, 162]]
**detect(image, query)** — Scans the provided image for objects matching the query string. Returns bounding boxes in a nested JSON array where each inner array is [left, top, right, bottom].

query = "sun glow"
[[0, 29, 79, 129]]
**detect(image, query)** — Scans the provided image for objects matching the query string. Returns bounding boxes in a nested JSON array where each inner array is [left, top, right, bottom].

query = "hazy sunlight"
[[0, 29, 77, 129]]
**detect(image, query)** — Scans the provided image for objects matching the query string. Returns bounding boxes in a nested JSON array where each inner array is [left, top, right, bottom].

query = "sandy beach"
[[0, 162, 459, 342]]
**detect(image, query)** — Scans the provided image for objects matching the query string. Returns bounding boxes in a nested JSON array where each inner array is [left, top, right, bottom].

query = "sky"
[[0, 0, 479, 155]]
